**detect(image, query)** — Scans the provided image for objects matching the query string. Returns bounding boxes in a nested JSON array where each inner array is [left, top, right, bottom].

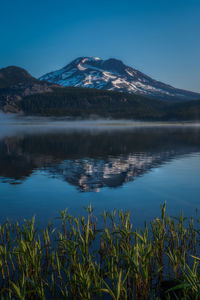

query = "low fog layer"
[[0, 111, 200, 140]]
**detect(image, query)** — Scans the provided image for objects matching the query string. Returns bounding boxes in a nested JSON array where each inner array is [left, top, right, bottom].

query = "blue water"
[[0, 124, 200, 227]]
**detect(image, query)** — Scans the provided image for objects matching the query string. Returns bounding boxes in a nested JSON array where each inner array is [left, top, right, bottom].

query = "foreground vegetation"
[[0, 204, 200, 299]]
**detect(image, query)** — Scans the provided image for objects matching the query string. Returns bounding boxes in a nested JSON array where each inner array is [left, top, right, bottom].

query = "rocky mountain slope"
[[40, 57, 200, 101]]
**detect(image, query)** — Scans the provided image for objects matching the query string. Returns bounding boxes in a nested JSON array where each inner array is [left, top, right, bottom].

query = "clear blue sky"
[[0, 0, 200, 92]]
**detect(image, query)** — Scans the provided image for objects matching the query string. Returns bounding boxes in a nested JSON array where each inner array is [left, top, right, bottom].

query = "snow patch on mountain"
[[40, 57, 200, 101]]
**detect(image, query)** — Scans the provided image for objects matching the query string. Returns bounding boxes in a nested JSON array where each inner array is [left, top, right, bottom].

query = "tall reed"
[[0, 204, 199, 299]]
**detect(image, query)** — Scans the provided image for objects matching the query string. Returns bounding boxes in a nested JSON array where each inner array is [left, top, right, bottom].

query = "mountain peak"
[[40, 57, 200, 101], [0, 66, 38, 89], [63, 56, 102, 69]]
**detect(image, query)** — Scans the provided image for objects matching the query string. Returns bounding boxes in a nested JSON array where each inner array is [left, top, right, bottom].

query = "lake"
[[0, 121, 200, 226]]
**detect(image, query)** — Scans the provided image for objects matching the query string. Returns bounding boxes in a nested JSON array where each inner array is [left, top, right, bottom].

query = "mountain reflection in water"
[[0, 127, 200, 192]]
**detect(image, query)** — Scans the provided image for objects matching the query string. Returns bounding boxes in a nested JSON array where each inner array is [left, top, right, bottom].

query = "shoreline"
[[1, 119, 200, 128]]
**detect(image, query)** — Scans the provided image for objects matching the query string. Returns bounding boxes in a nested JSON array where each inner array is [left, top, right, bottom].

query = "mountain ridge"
[[39, 57, 200, 102], [0, 66, 38, 88], [0, 66, 59, 113], [1, 64, 200, 120]]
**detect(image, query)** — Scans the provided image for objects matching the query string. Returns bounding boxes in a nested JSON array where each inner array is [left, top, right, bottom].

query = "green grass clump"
[[0, 204, 200, 299]]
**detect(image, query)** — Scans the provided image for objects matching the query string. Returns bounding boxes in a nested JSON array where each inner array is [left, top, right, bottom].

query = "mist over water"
[[1, 110, 200, 139]]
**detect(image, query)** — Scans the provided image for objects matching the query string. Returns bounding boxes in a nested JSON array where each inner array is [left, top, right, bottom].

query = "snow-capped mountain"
[[40, 57, 200, 101]]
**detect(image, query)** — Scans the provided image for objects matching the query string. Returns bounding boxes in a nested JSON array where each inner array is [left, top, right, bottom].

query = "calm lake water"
[[0, 122, 200, 226]]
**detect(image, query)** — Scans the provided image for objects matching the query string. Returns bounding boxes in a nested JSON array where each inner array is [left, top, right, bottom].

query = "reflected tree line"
[[0, 127, 200, 191]]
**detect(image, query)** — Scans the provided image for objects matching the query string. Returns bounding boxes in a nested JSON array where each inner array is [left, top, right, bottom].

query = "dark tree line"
[[18, 86, 200, 120]]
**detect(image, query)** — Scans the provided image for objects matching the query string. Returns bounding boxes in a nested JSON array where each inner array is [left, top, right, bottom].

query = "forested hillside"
[[19, 87, 167, 119], [18, 86, 200, 120]]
